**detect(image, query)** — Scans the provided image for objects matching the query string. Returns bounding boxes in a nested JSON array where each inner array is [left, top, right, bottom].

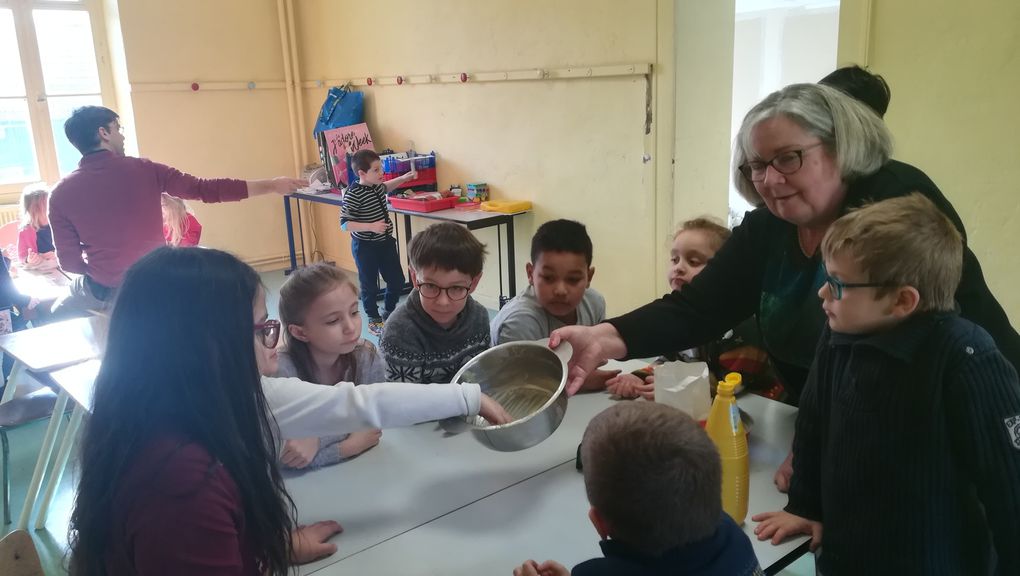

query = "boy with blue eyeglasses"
[[380, 222, 491, 384], [753, 193, 1020, 575]]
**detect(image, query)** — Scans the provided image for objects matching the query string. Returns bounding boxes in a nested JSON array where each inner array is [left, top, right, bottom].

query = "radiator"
[[0, 204, 19, 226]]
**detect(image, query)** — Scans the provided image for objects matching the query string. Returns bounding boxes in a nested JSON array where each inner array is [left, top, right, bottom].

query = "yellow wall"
[[113, 0, 299, 268], [674, 0, 733, 225], [845, 0, 1019, 322], [294, 0, 665, 313]]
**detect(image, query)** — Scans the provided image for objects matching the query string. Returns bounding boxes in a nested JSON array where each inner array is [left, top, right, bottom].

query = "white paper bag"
[[654, 360, 711, 422]]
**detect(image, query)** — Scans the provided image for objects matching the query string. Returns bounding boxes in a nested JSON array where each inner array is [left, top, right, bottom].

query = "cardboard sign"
[[318, 123, 374, 187]]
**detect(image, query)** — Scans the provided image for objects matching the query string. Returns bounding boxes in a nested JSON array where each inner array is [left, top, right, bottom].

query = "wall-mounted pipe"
[[285, 0, 308, 166], [276, 0, 301, 177]]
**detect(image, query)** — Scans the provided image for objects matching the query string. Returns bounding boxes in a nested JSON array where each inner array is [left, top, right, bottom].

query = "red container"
[[388, 196, 458, 213]]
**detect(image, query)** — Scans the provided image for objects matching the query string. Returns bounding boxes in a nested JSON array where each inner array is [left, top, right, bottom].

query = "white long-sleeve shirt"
[[261, 376, 481, 439]]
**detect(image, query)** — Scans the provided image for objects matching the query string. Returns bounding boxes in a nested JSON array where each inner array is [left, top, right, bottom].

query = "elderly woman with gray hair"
[[553, 83, 1019, 484]]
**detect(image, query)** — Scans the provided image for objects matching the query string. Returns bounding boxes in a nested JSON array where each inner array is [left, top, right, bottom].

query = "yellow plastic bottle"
[[705, 372, 749, 525]]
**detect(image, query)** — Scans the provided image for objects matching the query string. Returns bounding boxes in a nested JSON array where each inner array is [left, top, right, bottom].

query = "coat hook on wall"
[[367, 77, 374, 86], [460, 72, 468, 83], [397, 76, 404, 85], [191, 82, 200, 91], [247, 81, 256, 90]]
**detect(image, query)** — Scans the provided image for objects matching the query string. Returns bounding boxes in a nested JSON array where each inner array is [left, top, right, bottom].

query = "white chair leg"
[[0, 361, 24, 405], [16, 390, 69, 530], [34, 403, 84, 530]]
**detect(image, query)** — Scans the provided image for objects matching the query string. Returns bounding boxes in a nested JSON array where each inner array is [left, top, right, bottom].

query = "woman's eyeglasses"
[[738, 142, 824, 182], [254, 319, 281, 348], [823, 274, 896, 300], [417, 282, 470, 301]]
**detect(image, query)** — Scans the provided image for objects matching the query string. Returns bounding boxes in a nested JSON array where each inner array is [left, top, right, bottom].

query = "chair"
[[0, 389, 60, 525], [0, 222, 19, 262], [0, 529, 44, 576]]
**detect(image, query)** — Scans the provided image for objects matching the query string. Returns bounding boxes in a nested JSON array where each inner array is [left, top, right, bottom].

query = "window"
[[729, 0, 840, 225], [0, 0, 110, 200]]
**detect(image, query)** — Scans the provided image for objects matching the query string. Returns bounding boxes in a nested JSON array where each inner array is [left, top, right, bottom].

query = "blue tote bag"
[[313, 83, 364, 137]]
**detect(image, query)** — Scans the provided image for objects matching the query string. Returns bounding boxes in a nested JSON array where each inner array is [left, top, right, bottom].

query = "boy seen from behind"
[[753, 194, 1020, 575], [515, 402, 762, 576], [340, 149, 418, 336], [490, 219, 618, 391], [380, 222, 491, 384]]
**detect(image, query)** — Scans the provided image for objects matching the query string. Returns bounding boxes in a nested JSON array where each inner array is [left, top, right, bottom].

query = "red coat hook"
[[397, 76, 404, 85], [459, 72, 468, 83], [191, 82, 200, 91], [366, 77, 373, 86]]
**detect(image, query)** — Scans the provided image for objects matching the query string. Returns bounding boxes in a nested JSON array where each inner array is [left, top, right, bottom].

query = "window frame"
[[0, 0, 115, 203]]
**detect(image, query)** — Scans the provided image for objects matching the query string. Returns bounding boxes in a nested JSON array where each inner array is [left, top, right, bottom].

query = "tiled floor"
[[2, 269, 815, 574]]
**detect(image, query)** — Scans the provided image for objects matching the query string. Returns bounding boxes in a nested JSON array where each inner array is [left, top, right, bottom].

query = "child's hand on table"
[[291, 520, 344, 564], [513, 559, 570, 576], [479, 393, 513, 425], [752, 510, 822, 552], [774, 450, 794, 493], [339, 428, 382, 458], [578, 368, 622, 393], [281, 437, 320, 469], [606, 372, 655, 400]]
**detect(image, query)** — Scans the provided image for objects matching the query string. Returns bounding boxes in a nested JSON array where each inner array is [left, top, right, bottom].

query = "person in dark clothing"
[[819, 64, 891, 117], [514, 402, 762, 576], [550, 83, 1019, 490], [0, 256, 37, 387], [753, 194, 1020, 576]]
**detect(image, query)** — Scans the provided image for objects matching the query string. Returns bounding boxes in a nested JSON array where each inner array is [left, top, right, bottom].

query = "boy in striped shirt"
[[340, 149, 417, 335]]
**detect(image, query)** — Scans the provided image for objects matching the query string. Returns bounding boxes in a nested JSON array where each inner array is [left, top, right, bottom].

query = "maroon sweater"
[[106, 437, 261, 575], [49, 151, 248, 288]]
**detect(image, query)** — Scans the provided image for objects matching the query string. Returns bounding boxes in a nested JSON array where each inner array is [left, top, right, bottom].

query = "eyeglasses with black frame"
[[417, 282, 470, 301], [738, 142, 824, 182], [254, 319, 281, 348], [823, 274, 897, 301]]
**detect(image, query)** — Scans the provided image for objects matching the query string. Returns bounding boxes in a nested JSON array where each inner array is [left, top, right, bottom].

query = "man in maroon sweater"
[[48, 106, 304, 316]]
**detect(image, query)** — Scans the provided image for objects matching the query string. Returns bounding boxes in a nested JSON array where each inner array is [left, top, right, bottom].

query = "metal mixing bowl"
[[452, 339, 572, 452]]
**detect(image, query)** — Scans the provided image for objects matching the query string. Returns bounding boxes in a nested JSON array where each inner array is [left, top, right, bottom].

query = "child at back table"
[[274, 263, 385, 469], [161, 193, 203, 247], [18, 184, 56, 267], [753, 194, 1020, 575], [340, 149, 418, 336], [490, 219, 617, 391], [515, 402, 762, 576], [607, 217, 783, 401], [380, 222, 491, 383]]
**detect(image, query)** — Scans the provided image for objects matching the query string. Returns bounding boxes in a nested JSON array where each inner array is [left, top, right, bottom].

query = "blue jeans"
[[351, 236, 405, 319]]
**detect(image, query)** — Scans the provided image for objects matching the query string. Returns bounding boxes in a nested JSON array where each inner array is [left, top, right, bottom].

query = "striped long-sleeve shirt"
[[787, 311, 1020, 576], [340, 182, 392, 241]]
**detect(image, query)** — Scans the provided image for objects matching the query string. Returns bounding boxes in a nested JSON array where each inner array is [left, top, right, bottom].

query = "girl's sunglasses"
[[254, 319, 281, 348]]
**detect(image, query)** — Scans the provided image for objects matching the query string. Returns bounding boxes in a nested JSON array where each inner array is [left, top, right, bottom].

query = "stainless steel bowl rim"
[[451, 339, 568, 431]]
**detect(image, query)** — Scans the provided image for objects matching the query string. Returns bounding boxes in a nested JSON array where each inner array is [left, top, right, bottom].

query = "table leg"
[[297, 200, 307, 267], [502, 217, 517, 308], [402, 214, 414, 293], [0, 360, 24, 404], [284, 195, 297, 274], [497, 224, 505, 306], [402, 214, 413, 254], [34, 403, 85, 530], [16, 390, 69, 530]]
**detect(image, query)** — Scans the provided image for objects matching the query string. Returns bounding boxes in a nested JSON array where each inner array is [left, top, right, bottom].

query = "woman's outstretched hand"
[[549, 323, 627, 395]]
